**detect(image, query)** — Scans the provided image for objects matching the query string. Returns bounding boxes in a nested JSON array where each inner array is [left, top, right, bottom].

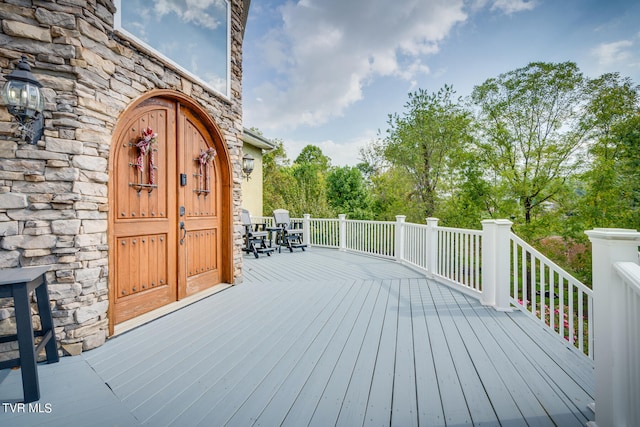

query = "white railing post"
[[585, 228, 640, 427], [395, 215, 406, 262], [481, 219, 513, 311], [303, 214, 311, 247], [426, 217, 439, 277], [338, 214, 347, 251]]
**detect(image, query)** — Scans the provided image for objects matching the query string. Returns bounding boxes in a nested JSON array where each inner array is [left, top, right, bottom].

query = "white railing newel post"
[[481, 219, 513, 311], [338, 214, 347, 251], [585, 228, 640, 427], [426, 217, 439, 277], [303, 214, 311, 247], [395, 215, 406, 262]]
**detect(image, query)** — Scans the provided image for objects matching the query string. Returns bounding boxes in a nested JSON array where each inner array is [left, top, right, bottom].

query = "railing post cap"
[[481, 219, 513, 226], [395, 215, 406, 222], [585, 228, 640, 242], [303, 213, 311, 219], [338, 214, 347, 219]]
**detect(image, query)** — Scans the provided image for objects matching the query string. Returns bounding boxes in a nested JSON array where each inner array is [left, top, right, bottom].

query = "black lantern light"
[[1, 55, 44, 144], [242, 153, 255, 180]]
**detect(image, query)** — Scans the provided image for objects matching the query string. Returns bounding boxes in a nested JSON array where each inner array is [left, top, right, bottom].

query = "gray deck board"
[[410, 278, 446, 427], [1, 248, 594, 426]]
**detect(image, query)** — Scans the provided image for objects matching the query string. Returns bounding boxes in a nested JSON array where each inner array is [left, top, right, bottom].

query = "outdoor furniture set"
[[241, 209, 307, 258]]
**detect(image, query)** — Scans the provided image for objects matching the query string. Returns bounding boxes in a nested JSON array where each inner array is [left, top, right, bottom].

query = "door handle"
[[179, 221, 186, 244]]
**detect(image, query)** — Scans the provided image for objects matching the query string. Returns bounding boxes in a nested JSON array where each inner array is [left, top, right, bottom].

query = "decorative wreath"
[[134, 127, 158, 185], [197, 147, 217, 193]]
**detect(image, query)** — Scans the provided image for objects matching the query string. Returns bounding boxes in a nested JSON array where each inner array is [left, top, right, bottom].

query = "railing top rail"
[[614, 261, 640, 295], [437, 226, 483, 235], [510, 232, 592, 295], [344, 219, 395, 225]]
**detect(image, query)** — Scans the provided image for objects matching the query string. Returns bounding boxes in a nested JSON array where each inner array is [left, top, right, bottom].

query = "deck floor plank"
[[429, 280, 501, 426], [1, 248, 594, 427], [273, 280, 381, 427], [448, 290, 555, 427], [331, 280, 393, 427], [362, 278, 401, 427], [421, 279, 474, 426], [248, 279, 380, 427], [409, 278, 446, 427], [473, 296, 589, 427], [118, 281, 312, 412], [144, 281, 350, 426], [391, 278, 419, 427]]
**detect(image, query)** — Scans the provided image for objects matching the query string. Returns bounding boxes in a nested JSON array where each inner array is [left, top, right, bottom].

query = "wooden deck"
[[1, 248, 594, 426]]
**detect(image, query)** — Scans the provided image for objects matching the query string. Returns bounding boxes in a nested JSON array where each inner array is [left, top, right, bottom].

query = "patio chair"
[[273, 209, 307, 252], [241, 209, 276, 258]]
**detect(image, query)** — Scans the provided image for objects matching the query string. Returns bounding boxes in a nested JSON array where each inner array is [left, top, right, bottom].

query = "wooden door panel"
[[179, 109, 222, 297], [113, 102, 178, 323], [115, 110, 169, 220], [114, 233, 172, 323]]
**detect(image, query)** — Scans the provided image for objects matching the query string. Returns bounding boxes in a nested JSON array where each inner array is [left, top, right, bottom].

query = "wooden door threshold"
[[112, 283, 233, 336]]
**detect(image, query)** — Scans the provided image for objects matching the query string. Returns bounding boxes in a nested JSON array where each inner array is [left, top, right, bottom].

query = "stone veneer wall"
[[0, 0, 245, 358]]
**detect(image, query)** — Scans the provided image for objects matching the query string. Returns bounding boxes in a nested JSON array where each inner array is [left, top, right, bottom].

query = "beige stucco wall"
[[241, 144, 264, 217]]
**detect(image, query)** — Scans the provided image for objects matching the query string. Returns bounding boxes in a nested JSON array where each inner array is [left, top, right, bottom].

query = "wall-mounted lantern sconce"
[[242, 153, 255, 180], [1, 55, 45, 145]]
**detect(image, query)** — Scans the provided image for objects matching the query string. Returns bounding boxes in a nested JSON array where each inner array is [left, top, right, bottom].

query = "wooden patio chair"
[[273, 209, 307, 252], [241, 209, 276, 258]]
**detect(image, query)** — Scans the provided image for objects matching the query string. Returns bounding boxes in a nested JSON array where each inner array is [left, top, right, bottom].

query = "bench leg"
[[14, 283, 40, 403], [35, 283, 58, 364]]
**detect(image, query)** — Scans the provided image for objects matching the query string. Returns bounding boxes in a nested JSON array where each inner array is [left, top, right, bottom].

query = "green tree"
[[326, 166, 372, 219], [384, 85, 473, 218], [577, 73, 640, 229], [262, 139, 300, 216], [471, 62, 588, 229], [369, 167, 423, 222], [290, 145, 334, 217]]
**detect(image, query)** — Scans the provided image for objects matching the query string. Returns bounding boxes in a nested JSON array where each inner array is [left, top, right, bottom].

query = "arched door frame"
[[107, 89, 234, 335]]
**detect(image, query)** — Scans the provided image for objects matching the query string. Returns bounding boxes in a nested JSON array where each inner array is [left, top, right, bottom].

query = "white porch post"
[[303, 214, 311, 247], [481, 219, 513, 311], [426, 217, 439, 277], [395, 215, 406, 262], [585, 228, 640, 427], [338, 214, 347, 251]]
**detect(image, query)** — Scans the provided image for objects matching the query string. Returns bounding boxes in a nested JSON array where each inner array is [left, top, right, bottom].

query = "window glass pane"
[[116, 0, 229, 97]]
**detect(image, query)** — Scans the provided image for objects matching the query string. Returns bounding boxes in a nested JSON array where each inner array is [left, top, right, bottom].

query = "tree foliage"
[[326, 166, 372, 219], [576, 73, 640, 230], [471, 62, 588, 227], [384, 85, 473, 219]]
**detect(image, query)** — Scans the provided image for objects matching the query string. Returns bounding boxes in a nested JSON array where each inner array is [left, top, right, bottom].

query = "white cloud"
[[153, 0, 225, 30], [283, 130, 377, 167], [592, 39, 634, 66], [490, 0, 537, 15], [247, 0, 468, 131]]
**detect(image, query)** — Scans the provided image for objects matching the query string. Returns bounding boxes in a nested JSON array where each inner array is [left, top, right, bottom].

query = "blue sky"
[[242, 0, 640, 166]]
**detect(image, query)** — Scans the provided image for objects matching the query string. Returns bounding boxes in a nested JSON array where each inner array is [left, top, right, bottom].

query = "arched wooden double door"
[[109, 94, 230, 326]]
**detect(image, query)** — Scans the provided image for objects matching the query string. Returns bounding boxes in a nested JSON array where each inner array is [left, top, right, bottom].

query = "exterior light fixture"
[[242, 153, 255, 180], [1, 55, 45, 144]]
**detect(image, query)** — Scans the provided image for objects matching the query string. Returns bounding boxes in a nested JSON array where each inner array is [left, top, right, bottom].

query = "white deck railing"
[[586, 229, 640, 427], [436, 226, 483, 294], [510, 233, 593, 357]]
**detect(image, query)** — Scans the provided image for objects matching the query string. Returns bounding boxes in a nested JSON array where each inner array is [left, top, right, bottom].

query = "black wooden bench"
[[0, 266, 58, 403]]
